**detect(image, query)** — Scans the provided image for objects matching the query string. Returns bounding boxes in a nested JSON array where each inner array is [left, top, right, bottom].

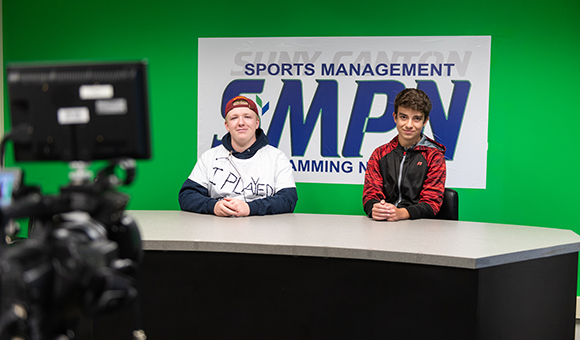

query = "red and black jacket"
[[363, 135, 446, 219]]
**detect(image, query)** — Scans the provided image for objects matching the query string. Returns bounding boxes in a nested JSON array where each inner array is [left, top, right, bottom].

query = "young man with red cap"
[[363, 89, 446, 221], [179, 96, 298, 217]]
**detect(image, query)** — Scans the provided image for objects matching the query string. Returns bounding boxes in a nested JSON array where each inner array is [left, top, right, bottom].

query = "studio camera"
[[0, 61, 151, 340]]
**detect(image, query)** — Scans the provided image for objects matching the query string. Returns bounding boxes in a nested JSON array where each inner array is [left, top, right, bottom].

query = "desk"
[[93, 211, 580, 339]]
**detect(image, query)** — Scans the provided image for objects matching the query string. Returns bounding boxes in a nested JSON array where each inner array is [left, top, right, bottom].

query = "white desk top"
[[127, 210, 580, 269]]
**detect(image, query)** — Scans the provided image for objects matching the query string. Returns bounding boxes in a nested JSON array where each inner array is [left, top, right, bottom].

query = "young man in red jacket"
[[363, 89, 446, 221]]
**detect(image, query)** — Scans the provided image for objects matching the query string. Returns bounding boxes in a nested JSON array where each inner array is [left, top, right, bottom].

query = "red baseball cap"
[[223, 95, 259, 119]]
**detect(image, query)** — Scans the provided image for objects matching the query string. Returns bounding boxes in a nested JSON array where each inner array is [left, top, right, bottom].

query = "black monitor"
[[6, 61, 151, 162]]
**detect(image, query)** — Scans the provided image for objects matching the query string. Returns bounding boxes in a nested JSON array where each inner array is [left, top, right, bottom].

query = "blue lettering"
[[294, 63, 304, 75], [305, 63, 315, 76], [359, 161, 367, 173], [444, 63, 454, 76], [376, 64, 388, 76], [417, 80, 471, 160], [336, 64, 348, 76], [349, 64, 360, 76], [390, 63, 401, 76], [244, 64, 255, 76], [322, 63, 334, 76], [282, 63, 293, 75], [282, 63, 292, 76], [402, 64, 416, 76], [289, 159, 355, 174], [342, 161, 353, 173], [418, 63, 429, 76], [329, 160, 339, 172], [431, 64, 442, 76], [256, 63, 267, 75], [268, 63, 280, 75], [342, 80, 405, 157], [298, 160, 310, 171], [312, 160, 324, 172], [362, 64, 375, 76], [267, 79, 339, 157], [243, 63, 318, 76]]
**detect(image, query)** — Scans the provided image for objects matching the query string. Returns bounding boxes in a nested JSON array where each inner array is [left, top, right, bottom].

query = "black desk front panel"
[[93, 250, 577, 340]]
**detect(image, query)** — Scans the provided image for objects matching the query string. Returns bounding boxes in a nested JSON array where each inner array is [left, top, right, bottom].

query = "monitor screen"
[[6, 61, 151, 162], [0, 169, 21, 207]]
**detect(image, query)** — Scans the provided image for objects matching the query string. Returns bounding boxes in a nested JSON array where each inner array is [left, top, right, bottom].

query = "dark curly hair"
[[394, 88, 432, 121]]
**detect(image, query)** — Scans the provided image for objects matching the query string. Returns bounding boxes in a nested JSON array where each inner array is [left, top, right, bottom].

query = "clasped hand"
[[372, 200, 410, 222], [214, 197, 250, 217]]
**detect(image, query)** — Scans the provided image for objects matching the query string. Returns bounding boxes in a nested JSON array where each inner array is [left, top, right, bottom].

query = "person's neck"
[[231, 138, 256, 153], [398, 136, 421, 148]]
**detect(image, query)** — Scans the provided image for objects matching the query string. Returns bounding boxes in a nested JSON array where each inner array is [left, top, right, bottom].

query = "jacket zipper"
[[395, 149, 407, 207]]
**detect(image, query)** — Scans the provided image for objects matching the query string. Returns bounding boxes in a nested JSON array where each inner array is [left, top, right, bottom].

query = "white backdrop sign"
[[198, 36, 490, 188]]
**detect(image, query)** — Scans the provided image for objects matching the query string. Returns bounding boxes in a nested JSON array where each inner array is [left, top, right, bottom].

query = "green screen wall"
[[3, 0, 580, 290]]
